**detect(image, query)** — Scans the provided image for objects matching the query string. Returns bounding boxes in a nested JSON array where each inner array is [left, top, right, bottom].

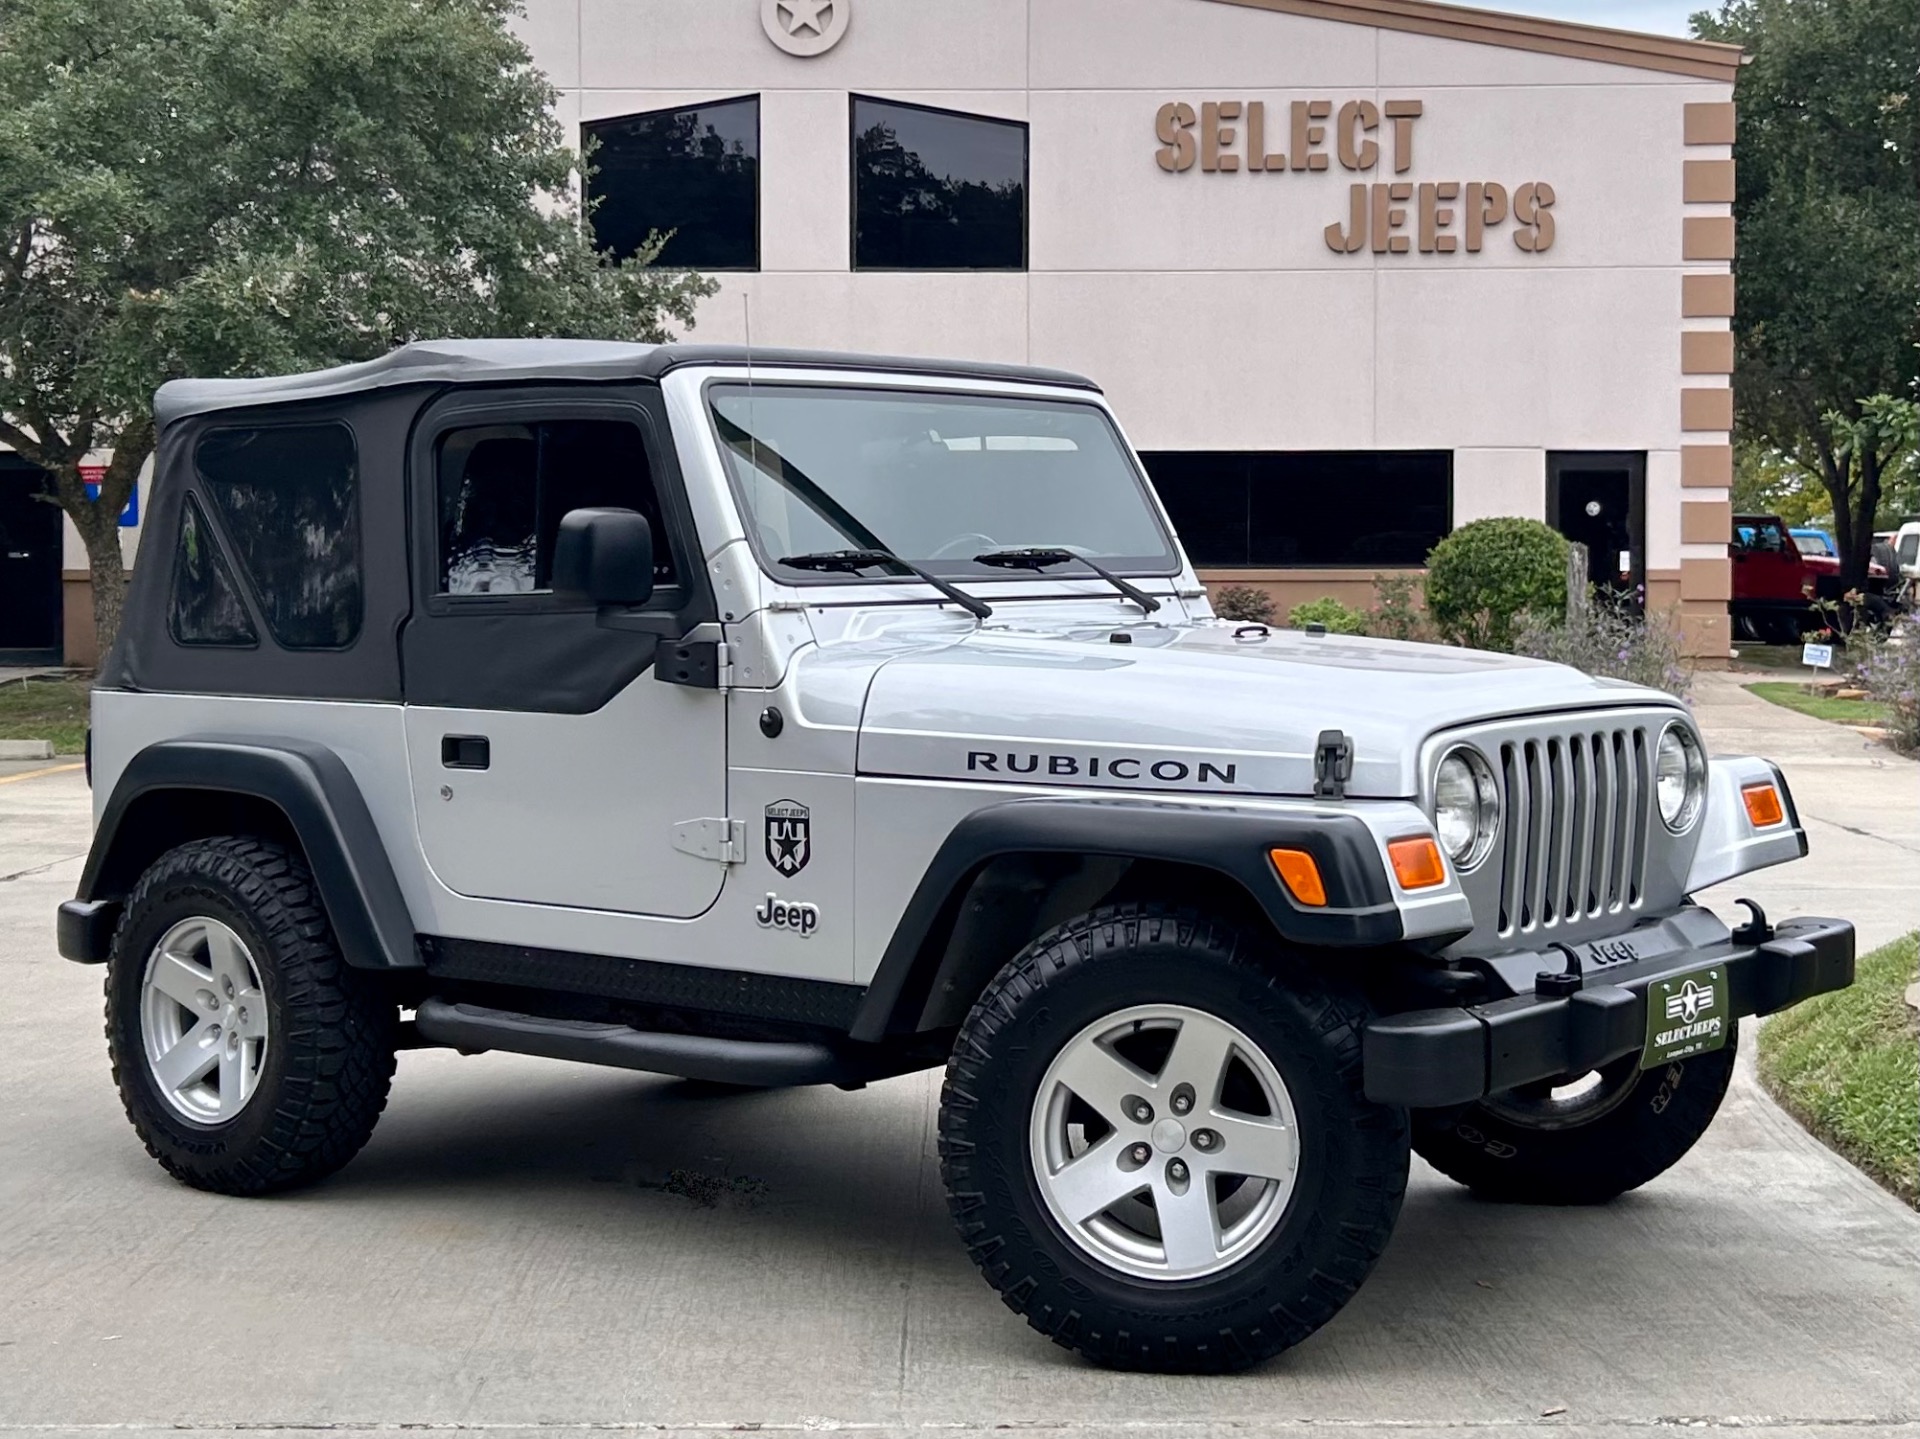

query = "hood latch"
[[1313, 730, 1354, 800]]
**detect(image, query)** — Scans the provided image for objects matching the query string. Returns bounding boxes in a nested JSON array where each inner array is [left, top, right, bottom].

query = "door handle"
[[441, 735, 490, 770]]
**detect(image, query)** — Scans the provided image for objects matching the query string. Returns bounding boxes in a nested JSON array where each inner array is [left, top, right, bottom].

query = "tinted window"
[[584, 97, 759, 270], [195, 424, 360, 648], [853, 96, 1027, 270], [437, 419, 677, 596], [169, 495, 257, 647], [1141, 451, 1453, 567]]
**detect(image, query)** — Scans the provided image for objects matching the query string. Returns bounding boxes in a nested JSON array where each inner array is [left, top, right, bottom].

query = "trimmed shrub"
[[1288, 597, 1370, 634], [1424, 518, 1570, 651], [1213, 585, 1277, 624]]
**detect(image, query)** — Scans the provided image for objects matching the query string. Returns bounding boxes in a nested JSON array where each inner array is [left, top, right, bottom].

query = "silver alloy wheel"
[[139, 917, 270, 1126], [1029, 1003, 1300, 1282]]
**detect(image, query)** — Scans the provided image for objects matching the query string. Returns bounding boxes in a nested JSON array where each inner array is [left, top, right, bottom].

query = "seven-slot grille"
[[1493, 724, 1653, 937]]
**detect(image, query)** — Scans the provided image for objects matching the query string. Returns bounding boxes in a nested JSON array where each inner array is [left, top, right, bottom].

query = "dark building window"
[[852, 96, 1027, 271], [195, 424, 362, 648], [1140, 451, 1453, 568], [584, 96, 760, 271], [436, 419, 678, 596], [168, 495, 257, 647]]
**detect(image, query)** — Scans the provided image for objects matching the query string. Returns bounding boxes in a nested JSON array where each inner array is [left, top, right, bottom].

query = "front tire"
[[105, 837, 398, 1195], [939, 904, 1408, 1373], [1411, 1036, 1737, 1205]]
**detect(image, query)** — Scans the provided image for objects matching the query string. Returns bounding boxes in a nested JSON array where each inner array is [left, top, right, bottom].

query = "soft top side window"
[[194, 422, 362, 649], [169, 494, 258, 648], [436, 418, 679, 597]]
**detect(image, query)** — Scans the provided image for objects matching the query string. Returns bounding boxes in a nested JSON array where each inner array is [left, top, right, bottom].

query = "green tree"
[[1691, 0, 1920, 585], [0, 0, 715, 656]]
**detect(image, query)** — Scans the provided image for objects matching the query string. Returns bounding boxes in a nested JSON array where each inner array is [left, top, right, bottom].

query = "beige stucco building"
[[5, 0, 1740, 665]]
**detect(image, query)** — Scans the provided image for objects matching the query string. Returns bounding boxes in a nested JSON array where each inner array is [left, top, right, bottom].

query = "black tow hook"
[[1535, 942, 1585, 997], [1732, 898, 1773, 945]]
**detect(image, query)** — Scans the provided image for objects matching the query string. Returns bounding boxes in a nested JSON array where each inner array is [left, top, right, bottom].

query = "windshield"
[[1793, 530, 1832, 556], [709, 384, 1179, 580]]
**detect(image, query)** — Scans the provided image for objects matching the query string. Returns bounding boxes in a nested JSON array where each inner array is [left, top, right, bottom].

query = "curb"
[[0, 739, 55, 760]]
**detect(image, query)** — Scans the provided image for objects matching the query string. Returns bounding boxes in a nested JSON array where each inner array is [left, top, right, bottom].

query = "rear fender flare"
[[75, 738, 417, 970]]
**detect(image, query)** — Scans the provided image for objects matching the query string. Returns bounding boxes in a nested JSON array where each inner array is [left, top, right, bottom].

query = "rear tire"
[[939, 903, 1408, 1373], [105, 837, 397, 1195], [1411, 1035, 1737, 1205]]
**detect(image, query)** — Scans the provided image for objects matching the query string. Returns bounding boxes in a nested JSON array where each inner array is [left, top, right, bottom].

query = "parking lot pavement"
[[2, 735, 1916, 1439]]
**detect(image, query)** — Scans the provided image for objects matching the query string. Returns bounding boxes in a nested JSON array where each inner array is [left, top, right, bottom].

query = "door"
[[1731, 517, 1805, 604], [400, 389, 728, 918], [0, 458, 62, 659], [1548, 453, 1646, 610]]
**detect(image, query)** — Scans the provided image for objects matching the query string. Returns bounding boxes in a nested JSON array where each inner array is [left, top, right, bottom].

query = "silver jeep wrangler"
[[61, 341, 1852, 1372]]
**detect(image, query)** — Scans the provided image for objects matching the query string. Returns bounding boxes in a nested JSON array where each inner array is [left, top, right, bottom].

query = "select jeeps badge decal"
[[1642, 967, 1728, 1068], [756, 894, 820, 938], [765, 800, 811, 875]]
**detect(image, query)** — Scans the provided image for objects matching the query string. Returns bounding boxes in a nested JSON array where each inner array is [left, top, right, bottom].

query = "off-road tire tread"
[[939, 901, 1407, 1373], [1411, 1035, 1737, 1205], [105, 836, 396, 1195]]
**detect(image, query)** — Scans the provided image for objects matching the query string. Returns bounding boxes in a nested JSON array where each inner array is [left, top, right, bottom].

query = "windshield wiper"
[[973, 547, 1161, 614], [779, 549, 994, 620]]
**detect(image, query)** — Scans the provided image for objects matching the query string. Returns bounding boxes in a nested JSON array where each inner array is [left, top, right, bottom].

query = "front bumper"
[[1362, 910, 1855, 1107]]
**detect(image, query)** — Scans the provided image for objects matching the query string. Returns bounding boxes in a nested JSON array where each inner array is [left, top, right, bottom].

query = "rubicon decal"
[[765, 800, 811, 875], [965, 751, 1240, 786]]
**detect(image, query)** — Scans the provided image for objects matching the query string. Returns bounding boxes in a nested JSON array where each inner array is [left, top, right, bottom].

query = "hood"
[[842, 611, 1679, 798]]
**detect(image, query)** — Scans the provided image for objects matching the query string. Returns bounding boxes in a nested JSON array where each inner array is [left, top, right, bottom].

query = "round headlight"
[[1655, 722, 1706, 831], [1434, 746, 1499, 871]]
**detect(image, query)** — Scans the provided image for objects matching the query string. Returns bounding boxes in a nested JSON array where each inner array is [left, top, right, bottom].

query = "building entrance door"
[[1548, 452, 1646, 611], [0, 457, 63, 661]]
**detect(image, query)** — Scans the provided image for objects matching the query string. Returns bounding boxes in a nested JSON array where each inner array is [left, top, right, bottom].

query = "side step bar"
[[413, 999, 876, 1088]]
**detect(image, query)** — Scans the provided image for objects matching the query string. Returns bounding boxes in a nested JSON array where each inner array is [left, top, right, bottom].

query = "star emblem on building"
[[761, 0, 849, 56]]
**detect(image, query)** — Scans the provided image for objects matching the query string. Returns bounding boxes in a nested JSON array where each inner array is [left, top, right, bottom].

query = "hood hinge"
[[672, 817, 746, 865]]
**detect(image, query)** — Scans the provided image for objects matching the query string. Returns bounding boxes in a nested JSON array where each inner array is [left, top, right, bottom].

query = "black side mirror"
[[553, 508, 655, 607]]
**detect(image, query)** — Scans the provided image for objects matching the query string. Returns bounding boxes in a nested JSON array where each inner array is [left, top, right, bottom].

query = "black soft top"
[[152, 339, 1101, 427]]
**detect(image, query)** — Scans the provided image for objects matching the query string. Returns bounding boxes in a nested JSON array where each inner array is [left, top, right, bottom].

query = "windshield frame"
[[701, 377, 1184, 589]]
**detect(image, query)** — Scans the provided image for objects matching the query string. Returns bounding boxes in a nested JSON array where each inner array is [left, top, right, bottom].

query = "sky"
[[1489, 0, 1708, 36]]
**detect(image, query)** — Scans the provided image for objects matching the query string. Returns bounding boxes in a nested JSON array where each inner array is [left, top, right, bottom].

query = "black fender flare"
[[847, 796, 1406, 1042], [67, 737, 417, 969]]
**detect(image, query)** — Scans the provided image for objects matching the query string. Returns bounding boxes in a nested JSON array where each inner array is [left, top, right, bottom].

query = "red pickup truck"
[[1732, 514, 1892, 643]]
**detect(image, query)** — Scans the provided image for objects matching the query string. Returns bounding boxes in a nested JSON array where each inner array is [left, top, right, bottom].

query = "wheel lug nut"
[[1193, 1130, 1216, 1151], [1172, 1095, 1191, 1115], [1169, 1160, 1188, 1181], [1132, 1102, 1152, 1123], [1130, 1144, 1151, 1165]]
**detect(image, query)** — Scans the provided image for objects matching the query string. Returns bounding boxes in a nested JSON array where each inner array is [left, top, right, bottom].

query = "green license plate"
[[1642, 965, 1731, 1069]]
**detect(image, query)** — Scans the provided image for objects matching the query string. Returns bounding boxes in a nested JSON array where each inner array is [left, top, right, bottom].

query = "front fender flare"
[[68, 737, 417, 969], [848, 796, 1435, 1042]]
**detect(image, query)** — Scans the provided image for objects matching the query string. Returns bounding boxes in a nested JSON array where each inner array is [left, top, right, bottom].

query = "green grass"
[[0, 674, 90, 754], [1758, 932, 1919, 1208], [1744, 681, 1890, 727]]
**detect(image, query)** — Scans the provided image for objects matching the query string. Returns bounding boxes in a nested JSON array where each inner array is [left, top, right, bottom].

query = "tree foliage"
[[0, 0, 715, 655], [1691, 0, 1920, 582], [1424, 517, 1570, 652]]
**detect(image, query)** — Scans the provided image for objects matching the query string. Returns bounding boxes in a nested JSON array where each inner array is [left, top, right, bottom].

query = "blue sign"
[[81, 475, 139, 527]]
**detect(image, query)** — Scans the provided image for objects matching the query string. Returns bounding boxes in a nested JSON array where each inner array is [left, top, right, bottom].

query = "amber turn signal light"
[[1269, 848, 1328, 907], [1387, 836, 1448, 890], [1741, 782, 1786, 828]]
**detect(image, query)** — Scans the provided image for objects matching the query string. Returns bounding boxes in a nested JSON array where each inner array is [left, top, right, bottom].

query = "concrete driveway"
[[0, 686, 1915, 1439]]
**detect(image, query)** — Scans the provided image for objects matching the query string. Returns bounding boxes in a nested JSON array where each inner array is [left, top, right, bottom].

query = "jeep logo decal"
[[965, 751, 1238, 786]]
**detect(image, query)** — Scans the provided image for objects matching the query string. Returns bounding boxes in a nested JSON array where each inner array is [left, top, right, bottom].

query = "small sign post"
[[1802, 641, 1835, 670]]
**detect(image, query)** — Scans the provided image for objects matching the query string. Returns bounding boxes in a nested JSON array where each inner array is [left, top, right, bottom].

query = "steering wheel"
[[927, 532, 1001, 561]]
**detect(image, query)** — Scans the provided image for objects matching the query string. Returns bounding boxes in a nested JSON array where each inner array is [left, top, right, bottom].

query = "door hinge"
[[657, 636, 732, 690], [672, 817, 746, 865]]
